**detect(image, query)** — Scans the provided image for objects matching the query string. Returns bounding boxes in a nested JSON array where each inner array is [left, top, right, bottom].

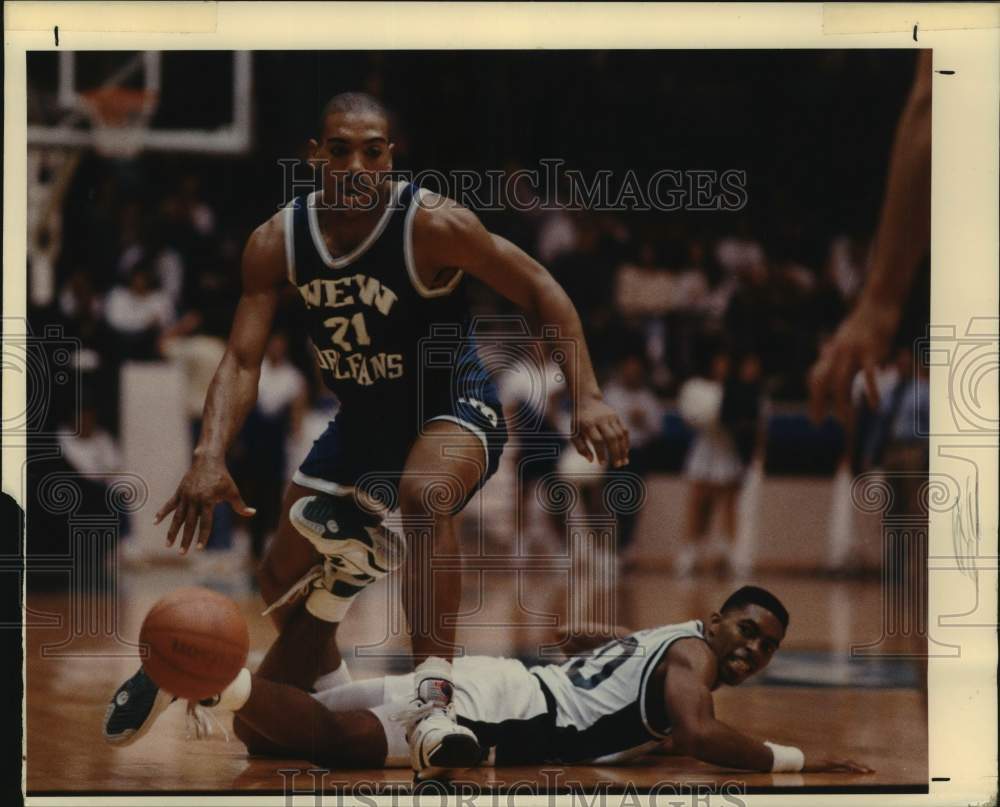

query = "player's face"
[[705, 604, 784, 686], [310, 111, 393, 214]]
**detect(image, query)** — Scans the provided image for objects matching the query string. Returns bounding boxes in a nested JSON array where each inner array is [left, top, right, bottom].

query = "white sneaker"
[[393, 700, 482, 781]]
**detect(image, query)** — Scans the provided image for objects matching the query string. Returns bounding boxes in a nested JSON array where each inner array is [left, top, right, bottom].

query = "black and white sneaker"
[[261, 494, 407, 623], [289, 494, 405, 577], [102, 667, 176, 746]]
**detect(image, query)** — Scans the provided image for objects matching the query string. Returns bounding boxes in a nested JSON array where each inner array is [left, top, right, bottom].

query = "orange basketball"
[[139, 586, 249, 700]]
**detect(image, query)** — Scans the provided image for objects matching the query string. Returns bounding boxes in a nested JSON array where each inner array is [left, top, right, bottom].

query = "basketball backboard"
[[27, 50, 252, 156]]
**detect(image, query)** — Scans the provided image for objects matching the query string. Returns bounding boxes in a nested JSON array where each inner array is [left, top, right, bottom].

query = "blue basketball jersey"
[[283, 182, 492, 422]]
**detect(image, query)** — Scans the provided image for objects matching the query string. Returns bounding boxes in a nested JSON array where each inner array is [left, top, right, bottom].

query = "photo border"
[[4, 3, 997, 806]]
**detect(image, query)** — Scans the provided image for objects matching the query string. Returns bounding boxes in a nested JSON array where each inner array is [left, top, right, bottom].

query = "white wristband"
[[764, 741, 805, 772]]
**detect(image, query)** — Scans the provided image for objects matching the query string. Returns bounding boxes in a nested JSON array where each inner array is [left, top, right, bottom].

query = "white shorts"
[[314, 656, 552, 767], [684, 427, 745, 486]]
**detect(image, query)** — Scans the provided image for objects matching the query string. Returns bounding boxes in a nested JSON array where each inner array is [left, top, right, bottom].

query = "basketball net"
[[80, 87, 158, 160]]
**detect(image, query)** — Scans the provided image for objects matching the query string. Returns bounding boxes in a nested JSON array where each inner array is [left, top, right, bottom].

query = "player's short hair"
[[318, 92, 389, 134], [721, 586, 789, 631]]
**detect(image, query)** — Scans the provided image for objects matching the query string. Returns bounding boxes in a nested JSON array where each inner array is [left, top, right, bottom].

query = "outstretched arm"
[[663, 640, 873, 773], [414, 201, 630, 468], [155, 216, 286, 553], [809, 51, 932, 421]]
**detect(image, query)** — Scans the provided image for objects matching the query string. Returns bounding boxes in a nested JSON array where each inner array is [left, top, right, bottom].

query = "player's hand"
[[808, 297, 901, 424], [154, 455, 256, 555], [802, 754, 875, 774], [572, 395, 630, 468]]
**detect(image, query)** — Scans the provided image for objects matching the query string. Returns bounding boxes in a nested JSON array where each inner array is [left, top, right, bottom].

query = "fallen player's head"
[[704, 585, 788, 686]]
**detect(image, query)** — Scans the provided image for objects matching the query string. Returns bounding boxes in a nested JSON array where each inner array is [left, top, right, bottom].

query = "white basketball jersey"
[[529, 620, 706, 764]]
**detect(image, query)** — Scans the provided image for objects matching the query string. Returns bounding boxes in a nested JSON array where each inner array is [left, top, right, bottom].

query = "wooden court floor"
[[25, 567, 928, 795]]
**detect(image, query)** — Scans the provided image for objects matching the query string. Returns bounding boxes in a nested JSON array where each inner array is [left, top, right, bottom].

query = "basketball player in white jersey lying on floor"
[[126, 548, 872, 776]]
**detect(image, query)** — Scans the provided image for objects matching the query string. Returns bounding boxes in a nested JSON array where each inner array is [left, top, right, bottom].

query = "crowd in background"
[[36, 161, 871, 421], [26, 50, 929, 571], [29, 159, 927, 568]]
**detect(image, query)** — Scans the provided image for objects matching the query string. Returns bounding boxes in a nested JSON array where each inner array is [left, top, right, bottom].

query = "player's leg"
[[251, 480, 406, 691], [257, 481, 330, 629], [106, 486, 398, 750], [399, 420, 486, 664], [255, 413, 404, 687], [230, 592, 413, 766], [232, 598, 351, 754], [231, 674, 389, 767], [720, 482, 738, 543], [677, 480, 711, 576], [396, 416, 503, 779], [714, 482, 740, 577]]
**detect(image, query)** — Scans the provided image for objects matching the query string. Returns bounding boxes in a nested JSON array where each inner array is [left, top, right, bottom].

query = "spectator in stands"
[[104, 265, 175, 360], [714, 217, 766, 277], [114, 201, 145, 282], [159, 307, 231, 552], [59, 269, 103, 324], [57, 404, 121, 478], [57, 269, 119, 432], [498, 360, 570, 552], [601, 352, 664, 555], [825, 234, 869, 305], [660, 239, 713, 382], [536, 207, 579, 266], [614, 240, 676, 388], [56, 403, 130, 543], [177, 173, 217, 238], [672, 239, 712, 312], [237, 332, 307, 564], [615, 240, 674, 320], [677, 348, 763, 578], [549, 220, 614, 320], [110, 200, 186, 309]]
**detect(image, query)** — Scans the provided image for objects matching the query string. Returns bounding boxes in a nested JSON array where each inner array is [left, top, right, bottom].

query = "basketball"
[[139, 587, 250, 701]]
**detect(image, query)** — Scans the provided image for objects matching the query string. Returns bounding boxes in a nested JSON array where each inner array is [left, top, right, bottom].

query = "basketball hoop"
[[80, 87, 158, 159]]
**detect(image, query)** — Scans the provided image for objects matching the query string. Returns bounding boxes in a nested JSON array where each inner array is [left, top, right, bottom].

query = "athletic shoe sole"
[[103, 668, 175, 747]]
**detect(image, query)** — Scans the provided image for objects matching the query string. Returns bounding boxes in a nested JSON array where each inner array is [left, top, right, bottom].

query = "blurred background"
[[23, 49, 929, 585], [28, 51, 929, 572], [20, 48, 933, 793]]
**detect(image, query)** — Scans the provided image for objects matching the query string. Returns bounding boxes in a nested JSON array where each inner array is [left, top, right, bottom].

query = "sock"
[[313, 663, 352, 693], [414, 657, 454, 707], [305, 587, 355, 623], [217, 668, 252, 712], [370, 702, 411, 766]]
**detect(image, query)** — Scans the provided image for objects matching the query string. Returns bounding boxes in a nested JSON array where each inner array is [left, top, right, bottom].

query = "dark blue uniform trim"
[[290, 183, 506, 505]]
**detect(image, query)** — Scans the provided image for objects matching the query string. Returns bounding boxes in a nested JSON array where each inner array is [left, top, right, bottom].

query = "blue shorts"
[[293, 392, 508, 511]]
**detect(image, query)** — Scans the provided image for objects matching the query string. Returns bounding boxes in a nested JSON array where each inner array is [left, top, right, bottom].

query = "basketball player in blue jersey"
[[103, 92, 630, 779], [115, 584, 874, 776]]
